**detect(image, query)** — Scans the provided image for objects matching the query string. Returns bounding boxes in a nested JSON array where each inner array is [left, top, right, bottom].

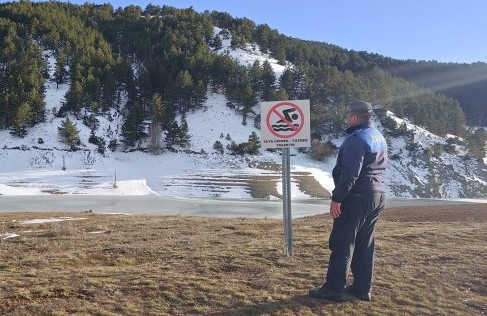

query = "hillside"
[[0, 1, 475, 138], [1, 41, 487, 199], [1, 2, 487, 199]]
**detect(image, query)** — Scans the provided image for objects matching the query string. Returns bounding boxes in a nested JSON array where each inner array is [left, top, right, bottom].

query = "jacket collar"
[[346, 121, 373, 134]]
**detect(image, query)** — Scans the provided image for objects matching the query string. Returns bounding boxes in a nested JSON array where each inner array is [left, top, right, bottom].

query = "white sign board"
[[260, 100, 311, 149]]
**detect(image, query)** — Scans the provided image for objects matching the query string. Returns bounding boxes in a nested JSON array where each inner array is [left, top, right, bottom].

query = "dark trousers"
[[324, 192, 386, 294]]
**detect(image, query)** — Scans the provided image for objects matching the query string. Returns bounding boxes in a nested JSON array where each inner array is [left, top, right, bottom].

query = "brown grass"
[[0, 203, 486, 315]]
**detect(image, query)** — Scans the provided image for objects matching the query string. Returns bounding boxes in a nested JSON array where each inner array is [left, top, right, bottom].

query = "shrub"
[[309, 139, 337, 161], [108, 139, 118, 152], [213, 141, 224, 154]]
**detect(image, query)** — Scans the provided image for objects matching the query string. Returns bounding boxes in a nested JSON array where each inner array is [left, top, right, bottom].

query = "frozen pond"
[[0, 195, 481, 219]]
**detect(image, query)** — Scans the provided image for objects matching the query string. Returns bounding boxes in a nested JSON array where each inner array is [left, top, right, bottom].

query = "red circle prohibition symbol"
[[266, 102, 305, 139]]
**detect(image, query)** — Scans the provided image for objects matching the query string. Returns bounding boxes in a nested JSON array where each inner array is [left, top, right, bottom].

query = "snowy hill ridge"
[[1, 29, 487, 199], [380, 111, 487, 198]]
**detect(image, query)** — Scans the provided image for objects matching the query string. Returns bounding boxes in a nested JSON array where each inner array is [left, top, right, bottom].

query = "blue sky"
[[24, 1, 487, 63]]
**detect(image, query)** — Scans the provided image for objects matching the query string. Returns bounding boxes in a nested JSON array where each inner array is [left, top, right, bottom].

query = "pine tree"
[[14, 40, 46, 124], [246, 131, 260, 154], [241, 79, 256, 125], [149, 93, 165, 124], [174, 70, 194, 113], [211, 34, 223, 51], [54, 49, 68, 88], [101, 70, 116, 111], [279, 68, 293, 98], [261, 60, 276, 101], [11, 102, 33, 137], [249, 60, 263, 97], [291, 67, 306, 99], [58, 117, 81, 151], [178, 117, 191, 147], [211, 54, 235, 91], [467, 128, 487, 160], [272, 88, 289, 101], [121, 102, 145, 148], [64, 81, 83, 114], [165, 118, 180, 148]]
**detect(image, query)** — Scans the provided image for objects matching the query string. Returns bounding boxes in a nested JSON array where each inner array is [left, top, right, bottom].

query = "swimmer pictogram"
[[266, 102, 304, 138], [272, 108, 299, 132]]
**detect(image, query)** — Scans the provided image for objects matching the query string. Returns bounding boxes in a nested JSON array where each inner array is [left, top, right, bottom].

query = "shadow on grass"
[[209, 294, 338, 315]]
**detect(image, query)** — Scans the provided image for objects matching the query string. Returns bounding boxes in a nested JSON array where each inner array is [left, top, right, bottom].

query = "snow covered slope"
[[1, 31, 487, 199]]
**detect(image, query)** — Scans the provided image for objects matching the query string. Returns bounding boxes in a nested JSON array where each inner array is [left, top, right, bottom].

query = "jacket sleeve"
[[331, 136, 365, 202]]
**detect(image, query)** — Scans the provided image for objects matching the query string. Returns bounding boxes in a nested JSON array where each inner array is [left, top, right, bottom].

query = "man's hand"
[[329, 201, 342, 218]]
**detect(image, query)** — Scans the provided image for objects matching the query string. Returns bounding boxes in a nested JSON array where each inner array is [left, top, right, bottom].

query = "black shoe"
[[345, 285, 371, 301], [309, 286, 347, 302]]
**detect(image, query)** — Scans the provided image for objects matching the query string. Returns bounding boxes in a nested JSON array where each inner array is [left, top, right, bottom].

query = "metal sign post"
[[282, 147, 293, 256], [260, 100, 310, 257]]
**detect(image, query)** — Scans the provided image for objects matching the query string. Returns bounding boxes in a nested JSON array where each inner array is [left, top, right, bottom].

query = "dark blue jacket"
[[331, 122, 388, 203]]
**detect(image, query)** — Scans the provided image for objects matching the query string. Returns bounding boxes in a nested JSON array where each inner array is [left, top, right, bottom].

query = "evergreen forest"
[[1, 1, 486, 150]]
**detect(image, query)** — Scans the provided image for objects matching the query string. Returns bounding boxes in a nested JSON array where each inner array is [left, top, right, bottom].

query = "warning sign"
[[260, 100, 311, 149]]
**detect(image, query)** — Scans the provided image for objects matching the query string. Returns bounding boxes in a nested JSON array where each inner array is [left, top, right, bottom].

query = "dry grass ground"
[[0, 203, 486, 315]]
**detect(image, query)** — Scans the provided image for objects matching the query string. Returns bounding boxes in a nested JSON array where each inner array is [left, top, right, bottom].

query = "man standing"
[[309, 100, 388, 302]]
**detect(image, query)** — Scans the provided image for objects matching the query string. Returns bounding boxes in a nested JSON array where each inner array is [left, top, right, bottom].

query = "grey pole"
[[282, 147, 293, 256]]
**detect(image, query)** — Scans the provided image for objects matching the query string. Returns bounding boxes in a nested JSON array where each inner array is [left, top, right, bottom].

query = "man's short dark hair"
[[348, 101, 373, 122]]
